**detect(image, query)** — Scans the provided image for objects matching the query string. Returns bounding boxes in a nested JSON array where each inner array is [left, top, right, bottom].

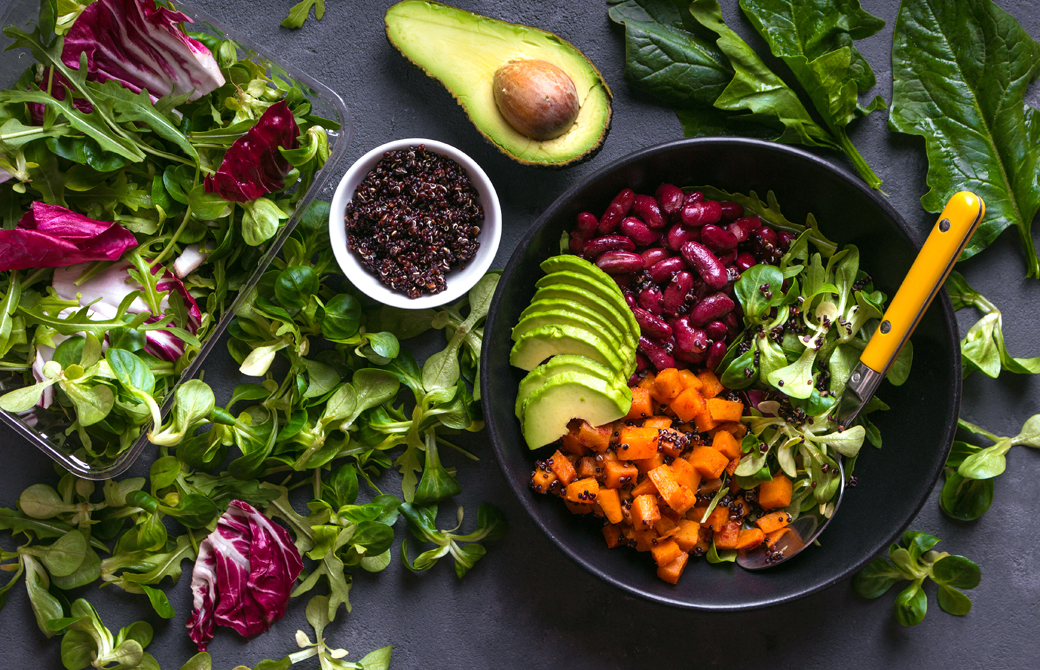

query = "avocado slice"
[[514, 354, 622, 418], [535, 272, 639, 349], [384, 1, 612, 167], [520, 372, 631, 449], [509, 323, 624, 374], [521, 297, 631, 354], [512, 310, 625, 353], [528, 286, 638, 353]]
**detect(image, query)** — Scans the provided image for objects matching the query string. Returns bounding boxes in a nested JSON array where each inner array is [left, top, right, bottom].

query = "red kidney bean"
[[667, 222, 700, 250], [662, 271, 693, 316], [639, 336, 676, 371], [655, 184, 684, 214], [628, 372, 642, 386], [641, 247, 672, 267], [705, 320, 728, 340], [635, 352, 651, 373], [673, 317, 709, 354], [576, 211, 599, 236], [583, 234, 635, 259], [597, 251, 645, 274], [718, 250, 738, 267], [723, 312, 741, 335], [754, 226, 778, 248], [705, 340, 727, 370], [624, 291, 637, 308], [649, 256, 686, 284], [728, 215, 762, 244], [700, 224, 738, 252], [735, 252, 757, 272], [598, 188, 635, 234], [689, 292, 735, 326], [620, 217, 662, 246], [633, 307, 672, 339], [680, 199, 723, 227], [675, 348, 706, 365], [681, 241, 728, 289], [638, 285, 664, 315], [719, 201, 745, 222], [615, 274, 636, 290], [569, 231, 587, 254], [684, 191, 704, 205], [778, 231, 798, 250], [633, 194, 666, 229]]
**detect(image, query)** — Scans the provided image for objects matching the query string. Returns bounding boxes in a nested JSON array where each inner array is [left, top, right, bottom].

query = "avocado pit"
[[493, 59, 580, 141]]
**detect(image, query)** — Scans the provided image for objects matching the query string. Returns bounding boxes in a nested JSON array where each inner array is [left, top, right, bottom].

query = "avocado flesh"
[[521, 298, 631, 356], [539, 255, 641, 337], [509, 323, 624, 375], [384, 1, 612, 166], [521, 372, 630, 449], [529, 286, 637, 353], [513, 310, 625, 353], [514, 354, 621, 418]]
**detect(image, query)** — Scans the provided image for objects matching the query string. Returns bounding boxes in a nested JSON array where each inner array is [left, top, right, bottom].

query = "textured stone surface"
[[2, 0, 1040, 667]]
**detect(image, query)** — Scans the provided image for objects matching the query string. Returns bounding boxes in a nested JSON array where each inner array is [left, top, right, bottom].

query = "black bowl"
[[480, 137, 961, 610]]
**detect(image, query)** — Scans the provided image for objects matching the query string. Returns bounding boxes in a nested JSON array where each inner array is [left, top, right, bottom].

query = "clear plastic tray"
[[0, 0, 352, 478]]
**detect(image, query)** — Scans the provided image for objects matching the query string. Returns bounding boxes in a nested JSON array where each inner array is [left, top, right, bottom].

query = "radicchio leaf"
[[62, 0, 225, 103], [186, 501, 303, 652], [0, 202, 136, 271], [204, 101, 300, 202], [51, 259, 201, 361]]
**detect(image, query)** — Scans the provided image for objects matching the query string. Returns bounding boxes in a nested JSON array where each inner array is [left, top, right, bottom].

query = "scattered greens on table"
[[853, 531, 981, 626], [282, 0, 327, 29], [707, 186, 909, 520], [890, 0, 1040, 277], [607, 0, 886, 188]]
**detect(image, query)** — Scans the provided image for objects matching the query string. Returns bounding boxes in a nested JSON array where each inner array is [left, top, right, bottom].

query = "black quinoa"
[[345, 145, 483, 298]]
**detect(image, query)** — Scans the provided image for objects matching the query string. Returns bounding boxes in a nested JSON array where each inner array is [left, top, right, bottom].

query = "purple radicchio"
[[186, 501, 303, 652], [64, 0, 225, 100], [0, 202, 137, 271], [204, 101, 300, 202]]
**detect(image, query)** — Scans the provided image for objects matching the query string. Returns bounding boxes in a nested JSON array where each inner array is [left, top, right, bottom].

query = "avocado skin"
[[384, 0, 612, 168]]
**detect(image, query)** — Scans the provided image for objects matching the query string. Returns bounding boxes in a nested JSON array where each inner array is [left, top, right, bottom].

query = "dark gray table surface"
[[3, 0, 1040, 668]]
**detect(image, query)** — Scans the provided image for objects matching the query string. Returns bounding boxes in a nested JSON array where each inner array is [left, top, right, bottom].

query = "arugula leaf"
[[890, 0, 1040, 275], [282, 0, 325, 29]]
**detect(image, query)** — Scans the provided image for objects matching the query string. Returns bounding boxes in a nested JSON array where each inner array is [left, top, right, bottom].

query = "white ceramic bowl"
[[329, 138, 502, 309]]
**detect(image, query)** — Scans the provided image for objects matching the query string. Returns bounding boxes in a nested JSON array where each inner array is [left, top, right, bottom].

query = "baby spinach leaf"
[[138, 584, 175, 619], [890, 0, 1040, 275]]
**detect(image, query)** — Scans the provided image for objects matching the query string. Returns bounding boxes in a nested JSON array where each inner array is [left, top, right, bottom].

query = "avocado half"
[[385, 1, 612, 167]]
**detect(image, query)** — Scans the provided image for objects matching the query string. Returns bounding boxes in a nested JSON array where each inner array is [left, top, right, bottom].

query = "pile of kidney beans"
[[568, 185, 795, 381]]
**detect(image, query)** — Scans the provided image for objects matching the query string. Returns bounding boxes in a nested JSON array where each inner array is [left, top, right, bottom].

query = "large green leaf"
[[890, 0, 1040, 275]]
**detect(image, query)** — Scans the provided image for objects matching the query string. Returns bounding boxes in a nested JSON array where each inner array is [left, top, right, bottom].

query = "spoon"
[[737, 191, 985, 570]]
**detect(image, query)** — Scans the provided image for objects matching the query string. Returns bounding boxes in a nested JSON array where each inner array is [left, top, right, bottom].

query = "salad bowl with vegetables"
[[482, 137, 961, 609]]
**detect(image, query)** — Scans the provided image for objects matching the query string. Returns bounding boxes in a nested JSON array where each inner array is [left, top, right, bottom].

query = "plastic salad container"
[[0, 0, 351, 478]]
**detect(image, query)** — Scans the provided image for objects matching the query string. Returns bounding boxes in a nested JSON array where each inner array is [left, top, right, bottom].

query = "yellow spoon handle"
[[860, 191, 985, 375]]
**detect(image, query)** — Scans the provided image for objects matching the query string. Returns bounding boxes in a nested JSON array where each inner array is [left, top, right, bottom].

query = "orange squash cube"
[[602, 523, 623, 548], [710, 421, 747, 440], [696, 370, 724, 398], [693, 412, 718, 433], [631, 477, 658, 497], [758, 474, 793, 510], [706, 505, 729, 531], [577, 421, 612, 451], [689, 446, 729, 479], [652, 368, 684, 402], [656, 428, 688, 458], [643, 416, 673, 430], [631, 494, 661, 528], [564, 500, 593, 515], [670, 386, 707, 423], [577, 456, 598, 479], [677, 369, 702, 390], [656, 551, 690, 584], [670, 458, 702, 492], [602, 460, 639, 489], [648, 464, 679, 499], [548, 450, 576, 486], [630, 528, 657, 552], [712, 430, 742, 460], [756, 510, 793, 534], [635, 452, 667, 474], [564, 478, 599, 504], [636, 372, 657, 390], [530, 468, 556, 493], [596, 487, 623, 524], [707, 397, 744, 423], [626, 387, 654, 420], [650, 538, 683, 567], [673, 519, 701, 552], [734, 527, 766, 551], [618, 426, 659, 461], [725, 457, 740, 476], [713, 521, 741, 549], [560, 430, 588, 455], [654, 515, 678, 536]]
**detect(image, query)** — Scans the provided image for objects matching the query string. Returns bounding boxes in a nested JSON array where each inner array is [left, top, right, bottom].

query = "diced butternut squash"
[[670, 458, 701, 492], [602, 460, 638, 489], [564, 500, 593, 515], [697, 477, 722, 497], [696, 370, 724, 398], [530, 468, 556, 493], [577, 421, 612, 451], [709, 421, 747, 440], [656, 428, 688, 458], [711, 430, 742, 460], [631, 494, 661, 528], [565, 478, 599, 504], [635, 452, 667, 474], [636, 372, 656, 390], [677, 369, 702, 390], [706, 505, 729, 531], [650, 538, 682, 567], [602, 523, 623, 548], [654, 516, 678, 536], [643, 416, 673, 430], [713, 521, 741, 549], [670, 386, 707, 423], [626, 386, 653, 419], [673, 519, 701, 551], [707, 397, 744, 423], [630, 528, 657, 552], [734, 527, 766, 551], [648, 465, 679, 502], [725, 457, 739, 476], [618, 426, 659, 461], [597, 487, 623, 524], [560, 431, 588, 455], [693, 412, 718, 433], [766, 527, 799, 550], [656, 551, 690, 584], [652, 368, 684, 402], [689, 446, 729, 479], [548, 450, 576, 486], [665, 487, 697, 515], [577, 456, 598, 479], [758, 474, 793, 510], [631, 477, 658, 497], [756, 510, 792, 534]]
